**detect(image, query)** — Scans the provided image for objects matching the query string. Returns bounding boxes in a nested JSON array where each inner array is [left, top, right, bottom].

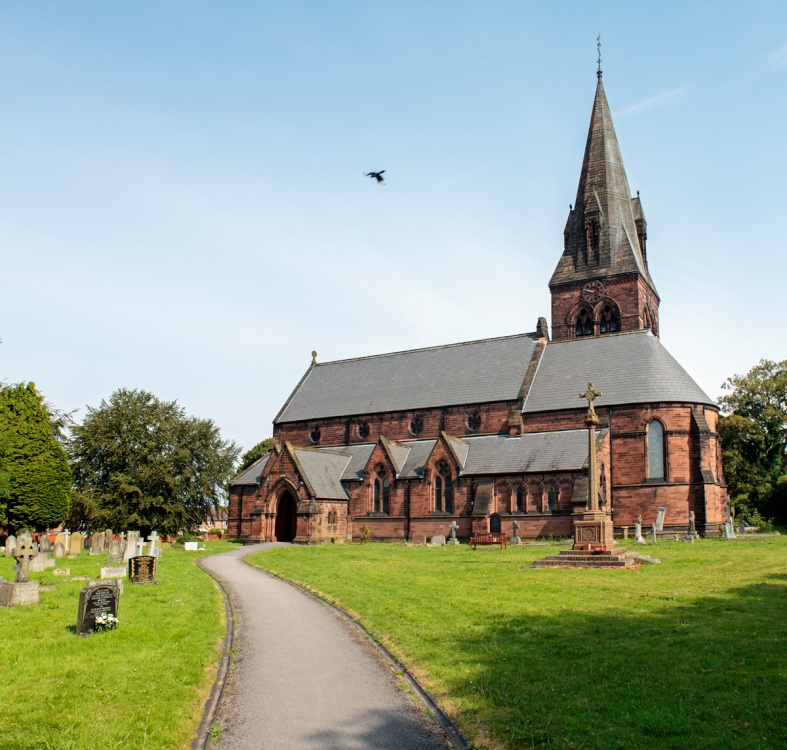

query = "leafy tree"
[[238, 438, 271, 472], [0, 382, 72, 531], [69, 389, 240, 535], [719, 359, 787, 523]]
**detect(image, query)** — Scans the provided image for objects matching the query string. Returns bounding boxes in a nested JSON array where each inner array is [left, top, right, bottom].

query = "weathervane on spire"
[[597, 34, 602, 79]]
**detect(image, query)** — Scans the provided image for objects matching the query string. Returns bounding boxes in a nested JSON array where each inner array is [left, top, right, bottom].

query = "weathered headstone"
[[106, 540, 123, 564], [724, 520, 736, 540], [634, 515, 646, 545], [39, 534, 51, 554], [651, 523, 658, 544], [30, 556, 47, 572], [128, 555, 157, 584], [54, 532, 66, 551], [684, 511, 699, 542], [76, 581, 120, 636], [430, 535, 446, 546], [13, 537, 36, 583], [69, 531, 84, 556], [4, 535, 16, 557], [53, 542, 65, 559], [53, 568, 70, 576], [101, 565, 127, 579], [654, 507, 667, 533], [737, 522, 746, 535], [124, 532, 139, 563], [103, 529, 113, 551], [90, 532, 105, 555], [510, 519, 521, 545]]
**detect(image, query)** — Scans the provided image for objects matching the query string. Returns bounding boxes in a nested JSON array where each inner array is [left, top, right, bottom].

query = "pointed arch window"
[[599, 304, 620, 334], [516, 486, 525, 513], [547, 485, 557, 511], [647, 420, 665, 480], [373, 466, 390, 514], [576, 308, 593, 337], [434, 462, 453, 513]]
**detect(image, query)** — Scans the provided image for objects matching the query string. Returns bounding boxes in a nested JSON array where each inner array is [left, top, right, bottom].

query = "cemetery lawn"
[[247, 537, 787, 750], [0, 540, 242, 750]]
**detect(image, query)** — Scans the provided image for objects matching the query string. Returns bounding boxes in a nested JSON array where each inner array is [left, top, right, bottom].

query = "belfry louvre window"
[[434, 463, 453, 513], [599, 304, 620, 334], [647, 420, 665, 479], [576, 308, 593, 337]]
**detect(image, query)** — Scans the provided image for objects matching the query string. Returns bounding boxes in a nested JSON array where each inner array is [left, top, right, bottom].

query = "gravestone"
[[53, 568, 70, 576], [184, 541, 198, 551], [0, 537, 40, 607], [90, 532, 105, 556], [4, 535, 16, 557], [54, 532, 66, 551], [13, 537, 36, 583], [30, 555, 47, 572], [106, 540, 123, 564], [651, 523, 658, 544], [76, 581, 120, 636], [124, 532, 140, 563], [101, 565, 127, 579], [724, 520, 736, 540], [103, 529, 113, 551], [147, 531, 159, 557], [53, 542, 65, 559], [654, 507, 667, 532], [136, 538, 145, 556], [39, 534, 51, 554], [684, 511, 699, 542], [69, 531, 84, 556], [430, 535, 446, 546], [129, 555, 157, 584], [510, 519, 521, 545], [738, 522, 746, 535], [634, 515, 646, 545], [447, 520, 460, 546]]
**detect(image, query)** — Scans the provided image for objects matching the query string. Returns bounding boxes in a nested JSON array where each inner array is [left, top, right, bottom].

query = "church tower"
[[549, 72, 660, 341]]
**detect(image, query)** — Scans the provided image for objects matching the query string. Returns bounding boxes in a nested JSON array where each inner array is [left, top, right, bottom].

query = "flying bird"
[[365, 170, 385, 183]]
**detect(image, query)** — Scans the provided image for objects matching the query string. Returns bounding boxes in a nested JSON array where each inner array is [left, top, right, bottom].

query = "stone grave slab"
[[53, 542, 65, 559], [103, 529, 113, 551], [53, 568, 70, 576], [76, 581, 120, 636], [39, 534, 51, 554], [101, 565, 127, 579], [183, 541, 198, 551], [430, 535, 446, 545], [69, 532, 84, 556]]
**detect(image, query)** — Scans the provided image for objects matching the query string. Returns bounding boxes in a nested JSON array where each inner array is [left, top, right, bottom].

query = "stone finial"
[[579, 382, 603, 426], [311, 351, 318, 366]]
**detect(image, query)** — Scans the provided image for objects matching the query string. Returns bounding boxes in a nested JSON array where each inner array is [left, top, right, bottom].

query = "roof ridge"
[[546, 329, 651, 346], [313, 331, 538, 367]]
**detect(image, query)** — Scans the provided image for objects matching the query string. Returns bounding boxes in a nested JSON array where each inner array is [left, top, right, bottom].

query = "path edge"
[[192, 556, 236, 750], [241, 554, 468, 750]]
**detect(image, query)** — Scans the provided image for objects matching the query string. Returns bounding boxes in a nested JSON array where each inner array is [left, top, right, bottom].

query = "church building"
[[228, 71, 727, 544]]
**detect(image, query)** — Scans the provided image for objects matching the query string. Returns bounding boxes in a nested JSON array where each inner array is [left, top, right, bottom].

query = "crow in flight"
[[365, 170, 385, 183]]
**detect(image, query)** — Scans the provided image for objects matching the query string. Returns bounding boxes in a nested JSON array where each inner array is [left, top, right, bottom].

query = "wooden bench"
[[470, 533, 507, 550]]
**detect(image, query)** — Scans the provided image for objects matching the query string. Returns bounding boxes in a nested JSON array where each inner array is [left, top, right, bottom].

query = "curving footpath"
[[200, 543, 454, 750]]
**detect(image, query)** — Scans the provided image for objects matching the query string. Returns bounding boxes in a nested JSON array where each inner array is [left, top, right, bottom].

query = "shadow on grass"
[[441, 579, 787, 750]]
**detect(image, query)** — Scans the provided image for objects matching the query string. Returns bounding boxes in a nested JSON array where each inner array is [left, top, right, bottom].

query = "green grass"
[[247, 537, 787, 750], [0, 540, 241, 750]]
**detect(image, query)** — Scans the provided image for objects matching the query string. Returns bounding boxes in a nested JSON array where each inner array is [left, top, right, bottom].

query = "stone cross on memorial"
[[147, 531, 159, 557], [579, 382, 603, 512], [14, 537, 37, 584]]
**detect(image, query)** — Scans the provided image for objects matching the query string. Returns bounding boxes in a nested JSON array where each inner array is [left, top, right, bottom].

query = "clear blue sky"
[[2, 1, 785, 452]]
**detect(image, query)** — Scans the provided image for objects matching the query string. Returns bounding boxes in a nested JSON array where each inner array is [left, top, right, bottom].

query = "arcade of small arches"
[[569, 299, 622, 338]]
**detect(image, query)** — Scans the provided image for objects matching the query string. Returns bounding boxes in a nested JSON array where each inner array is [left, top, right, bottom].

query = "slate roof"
[[292, 448, 352, 500], [231, 454, 269, 485], [460, 430, 593, 475], [524, 330, 713, 413], [320, 443, 376, 481], [399, 440, 436, 478], [275, 333, 538, 423]]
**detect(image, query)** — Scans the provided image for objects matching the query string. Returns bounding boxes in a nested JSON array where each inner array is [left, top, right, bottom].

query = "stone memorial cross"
[[147, 531, 159, 556], [448, 521, 458, 541], [579, 383, 603, 512], [634, 514, 646, 544]]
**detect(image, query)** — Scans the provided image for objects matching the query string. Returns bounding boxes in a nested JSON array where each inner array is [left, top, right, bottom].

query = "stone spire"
[[550, 77, 658, 298]]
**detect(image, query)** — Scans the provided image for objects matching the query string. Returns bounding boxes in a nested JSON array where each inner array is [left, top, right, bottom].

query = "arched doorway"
[[274, 491, 297, 542]]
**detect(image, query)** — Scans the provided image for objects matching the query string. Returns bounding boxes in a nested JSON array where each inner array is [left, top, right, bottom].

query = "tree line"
[[0, 385, 269, 536]]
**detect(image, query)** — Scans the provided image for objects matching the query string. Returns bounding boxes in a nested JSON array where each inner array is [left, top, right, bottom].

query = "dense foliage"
[[0, 382, 72, 531], [718, 359, 787, 523], [69, 389, 240, 535], [238, 438, 271, 472]]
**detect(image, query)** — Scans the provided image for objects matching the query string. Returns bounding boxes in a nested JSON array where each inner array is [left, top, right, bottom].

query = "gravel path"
[[201, 543, 452, 750]]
